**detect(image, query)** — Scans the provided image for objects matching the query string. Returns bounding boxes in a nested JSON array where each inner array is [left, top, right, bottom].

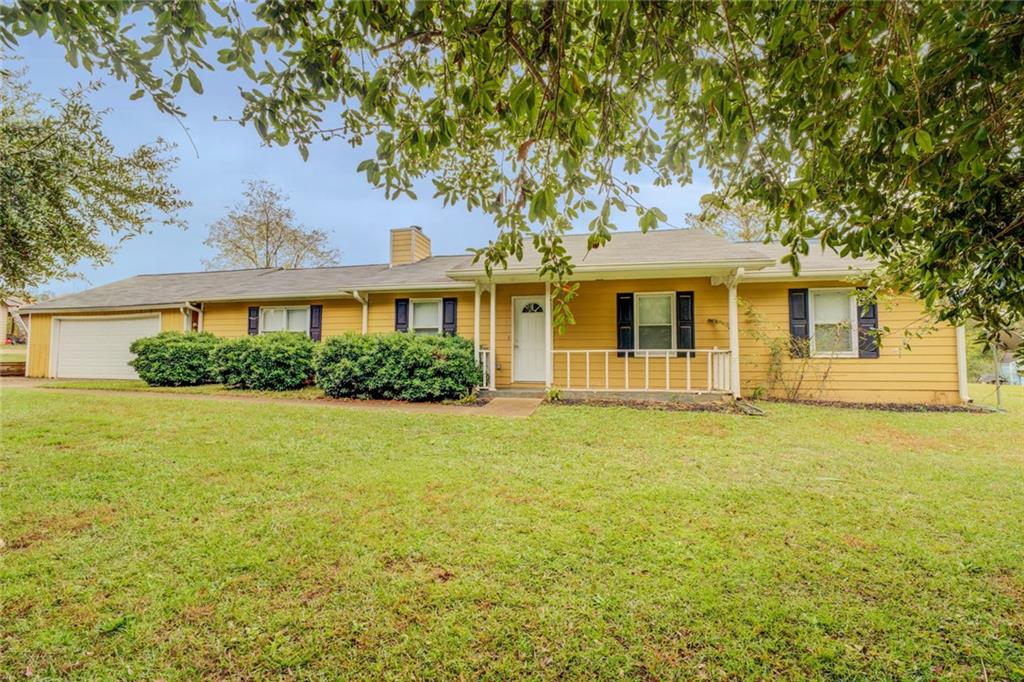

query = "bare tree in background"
[[685, 197, 768, 243], [203, 180, 341, 270]]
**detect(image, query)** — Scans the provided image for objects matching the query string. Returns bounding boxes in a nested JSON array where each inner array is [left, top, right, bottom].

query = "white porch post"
[[473, 284, 481, 356], [473, 283, 481, 369], [488, 282, 497, 390], [727, 269, 743, 398], [544, 280, 553, 387]]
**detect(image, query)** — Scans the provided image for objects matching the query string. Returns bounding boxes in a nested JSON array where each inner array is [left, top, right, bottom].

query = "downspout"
[[955, 326, 970, 404], [352, 291, 369, 334]]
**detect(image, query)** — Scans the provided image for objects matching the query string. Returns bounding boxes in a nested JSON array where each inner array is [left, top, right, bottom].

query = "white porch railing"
[[550, 348, 731, 394], [477, 348, 491, 388]]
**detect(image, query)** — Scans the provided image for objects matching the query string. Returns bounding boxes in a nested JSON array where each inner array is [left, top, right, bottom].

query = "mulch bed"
[[550, 397, 742, 413], [549, 395, 994, 415], [756, 397, 994, 413]]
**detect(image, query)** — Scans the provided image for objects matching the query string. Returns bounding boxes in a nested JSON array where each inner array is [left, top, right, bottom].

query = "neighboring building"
[[2, 296, 28, 344], [19, 226, 969, 404]]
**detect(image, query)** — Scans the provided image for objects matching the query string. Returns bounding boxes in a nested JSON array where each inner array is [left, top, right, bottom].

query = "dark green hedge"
[[212, 332, 315, 391], [129, 332, 221, 386], [314, 332, 481, 401]]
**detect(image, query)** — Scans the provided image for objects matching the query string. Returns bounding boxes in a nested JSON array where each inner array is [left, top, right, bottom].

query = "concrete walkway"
[[1, 378, 542, 418]]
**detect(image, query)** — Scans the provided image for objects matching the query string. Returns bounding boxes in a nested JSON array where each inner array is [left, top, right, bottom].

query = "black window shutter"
[[442, 297, 458, 335], [857, 293, 880, 358], [676, 292, 695, 357], [309, 304, 323, 341], [395, 298, 409, 332], [788, 289, 809, 357], [616, 293, 634, 358], [247, 306, 260, 335]]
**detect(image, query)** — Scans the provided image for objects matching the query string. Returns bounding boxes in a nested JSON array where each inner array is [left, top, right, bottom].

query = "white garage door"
[[53, 315, 162, 379]]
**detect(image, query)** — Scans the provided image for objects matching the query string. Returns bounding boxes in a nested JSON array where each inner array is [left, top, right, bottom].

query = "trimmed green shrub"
[[314, 332, 481, 401], [212, 332, 315, 390], [129, 331, 221, 386]]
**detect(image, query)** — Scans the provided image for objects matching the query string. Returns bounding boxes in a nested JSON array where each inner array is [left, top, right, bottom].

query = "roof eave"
[[446, 258, 777, 282], [741, 267, 874, 282], [20, 302, 188, 314]]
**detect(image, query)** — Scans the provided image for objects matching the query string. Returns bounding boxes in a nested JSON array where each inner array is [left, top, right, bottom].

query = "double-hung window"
[[809, 289, 857, 357], [260, 306, 309, 334], [635, 293, 674, 351], [410, 299, 442, 335]]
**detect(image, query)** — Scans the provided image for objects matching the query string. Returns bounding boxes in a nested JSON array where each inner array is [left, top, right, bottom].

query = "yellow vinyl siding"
[[25, 309, 184, 378], [737, 281, 960, 404], [389, 230, 414, 266], [22, 278, 961, 404], [366, 291, 488, 346], [546, 278, 728, 392], [412, 232, 431, 262], [201, 299, 363, 338]]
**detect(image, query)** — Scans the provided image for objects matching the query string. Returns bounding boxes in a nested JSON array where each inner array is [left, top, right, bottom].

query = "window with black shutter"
[[675, 291, 695, 357], [788, 288, 809, 357], [616, 293, 634, 357], [309, 304, 323, 341], [394, 298, 409, 332], [442, 297, 458, 335], [857, 295, 880, 358]]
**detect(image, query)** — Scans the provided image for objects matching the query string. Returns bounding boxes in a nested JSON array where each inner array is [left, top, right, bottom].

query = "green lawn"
[[2, 389, 1023, 679], [971, 382, 1024, 413], [1, 343, 26, 361], [42, 379, 328, 400]]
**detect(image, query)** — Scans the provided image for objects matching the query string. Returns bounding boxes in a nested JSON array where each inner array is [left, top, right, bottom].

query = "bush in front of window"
[[314, 332, 481, 401], [129, 332, 222, 386], [212, 332, 315, 390]]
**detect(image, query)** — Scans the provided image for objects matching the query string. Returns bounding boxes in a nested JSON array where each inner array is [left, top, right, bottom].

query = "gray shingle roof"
[[21, 231, 873, 313], [742, 241, 874, 277], [22, 256, 475, 312], [448, 229, 774, 274]]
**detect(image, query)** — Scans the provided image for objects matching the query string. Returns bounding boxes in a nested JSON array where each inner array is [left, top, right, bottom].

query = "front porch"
[[468, 272, 743, 398]]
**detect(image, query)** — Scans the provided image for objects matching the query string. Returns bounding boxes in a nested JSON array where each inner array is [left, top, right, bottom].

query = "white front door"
[[513, 296, 546, 382]]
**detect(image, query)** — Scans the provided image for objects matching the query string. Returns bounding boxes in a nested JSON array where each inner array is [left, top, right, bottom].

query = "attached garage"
[[49, 314, 161, 379]]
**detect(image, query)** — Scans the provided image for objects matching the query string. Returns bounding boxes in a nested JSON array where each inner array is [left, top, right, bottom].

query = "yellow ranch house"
[[21, 226, 970, 405]]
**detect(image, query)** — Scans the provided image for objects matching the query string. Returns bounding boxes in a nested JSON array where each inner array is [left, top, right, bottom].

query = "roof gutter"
[[19, 303, 188, 315], [445, 258, 777, 281], [740, 268, 873, 282]]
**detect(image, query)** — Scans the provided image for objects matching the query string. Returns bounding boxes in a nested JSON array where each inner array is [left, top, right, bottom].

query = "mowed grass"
[[42, 379, 327, 400], [2, 389, 1023, 680]]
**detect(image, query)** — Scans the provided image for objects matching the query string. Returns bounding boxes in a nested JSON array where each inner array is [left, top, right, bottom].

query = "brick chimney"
[[390, 226, 431, 267]]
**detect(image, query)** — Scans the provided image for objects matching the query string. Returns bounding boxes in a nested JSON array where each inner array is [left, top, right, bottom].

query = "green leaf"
[[187, 70, 203, 95], [915, 129, 933, 154]]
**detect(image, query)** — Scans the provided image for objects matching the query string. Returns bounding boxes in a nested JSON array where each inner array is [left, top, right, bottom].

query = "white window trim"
[[259, 305, 310, 335], [633, 292, 676, 353], [410, 298, 443, 335], [808, 288, 859, 358]]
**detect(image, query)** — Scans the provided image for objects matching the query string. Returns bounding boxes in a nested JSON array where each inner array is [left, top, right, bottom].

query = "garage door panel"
[[54, 316, 161, 379]]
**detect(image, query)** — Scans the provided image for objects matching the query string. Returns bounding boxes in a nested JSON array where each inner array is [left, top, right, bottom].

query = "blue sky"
[[16, 35, 711, 297]]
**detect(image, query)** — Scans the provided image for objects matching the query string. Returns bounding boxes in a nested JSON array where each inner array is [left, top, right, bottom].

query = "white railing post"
[[665, 351, 670, 390], [604, 352, 609, 390], [585, 352, 591, 390], [707, 350, 713, 392]]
